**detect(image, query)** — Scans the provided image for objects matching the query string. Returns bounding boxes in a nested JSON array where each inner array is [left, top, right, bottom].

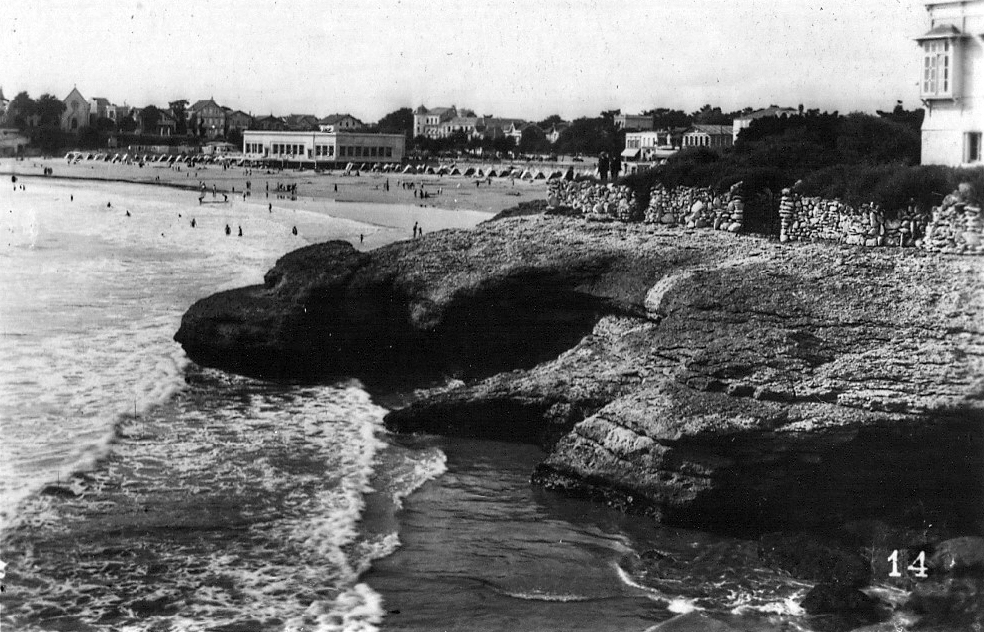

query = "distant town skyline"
[[3, 0, 926, 122]]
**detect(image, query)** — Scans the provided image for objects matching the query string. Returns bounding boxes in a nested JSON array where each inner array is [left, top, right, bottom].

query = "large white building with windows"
[[918, 1, 984, 166], [242, 130, 405, 164]]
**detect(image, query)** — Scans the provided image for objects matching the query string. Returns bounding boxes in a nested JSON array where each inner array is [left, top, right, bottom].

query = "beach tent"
[[425, 166, 436, 175], [485, 168, 498, 177], [520, 169, 534, 180], [449, 167, 461, 176], [401, 165, 414, 174], [463, 167, 476, 177], [533, 170, 547, 180]]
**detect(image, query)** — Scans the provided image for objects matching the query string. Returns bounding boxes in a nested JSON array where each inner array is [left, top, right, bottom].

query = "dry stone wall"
[[777, 190, 927, 248], [547, 179, 984, 255]]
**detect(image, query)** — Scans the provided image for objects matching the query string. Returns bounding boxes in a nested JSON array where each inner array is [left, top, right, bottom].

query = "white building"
[[681, 125, 733, 149], [919, 1, 984, 166], [61, 87, 90, 132], [243, 130, 405, 164], [614, 113, 654, 131], [732, 106, 799, 142], [622, 130, 677, 162]]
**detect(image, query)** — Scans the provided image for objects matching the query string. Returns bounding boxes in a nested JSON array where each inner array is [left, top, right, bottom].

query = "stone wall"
[[546, 180, 640, 222], [642, 182, 745, 233], [777, 190, 927, 248], [922, 187, 984, 254], [547, 179, 984, 255]]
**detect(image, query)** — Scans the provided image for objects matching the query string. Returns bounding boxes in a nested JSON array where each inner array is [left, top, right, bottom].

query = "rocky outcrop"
[[175, 215, 984, 535]]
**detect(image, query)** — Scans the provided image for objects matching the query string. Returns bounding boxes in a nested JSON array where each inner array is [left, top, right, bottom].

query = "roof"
[[416, 106, 455, 116], [63, 87, 86, 103], [916, 24, 965, 41], [687, 124, 732, 136], [319, 113, 361, 125], [736, 106, 798, 121], [91, 97, 113, 108], [190, 98, 222, 112]]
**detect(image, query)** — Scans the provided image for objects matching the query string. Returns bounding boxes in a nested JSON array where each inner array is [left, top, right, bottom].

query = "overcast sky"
[[2, 0, 927, 122]]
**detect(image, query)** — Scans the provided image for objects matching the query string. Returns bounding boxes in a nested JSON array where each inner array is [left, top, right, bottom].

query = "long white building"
[[242, 130, 405, 164], [919, 1, 984, 166]]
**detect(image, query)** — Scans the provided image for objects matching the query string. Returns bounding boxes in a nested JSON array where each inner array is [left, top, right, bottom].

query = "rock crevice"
[[174, 216, 984, 534]]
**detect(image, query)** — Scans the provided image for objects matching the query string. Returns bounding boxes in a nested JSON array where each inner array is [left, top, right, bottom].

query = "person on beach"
[[238, 226, 243, 237], [225, 224, 231, 236], [223, 194, 228, 202], [360, 233, 364, 244], [292, 226, 297, 235], [191, 218, 196, 228], [126, 210, 131, 217], [269, 203, 272, 212], [598, 152, 610, 182]]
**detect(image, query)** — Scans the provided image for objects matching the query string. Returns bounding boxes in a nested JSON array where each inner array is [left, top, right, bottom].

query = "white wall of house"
[[920, 1, 984, 166], [243, 130, 405, 163]]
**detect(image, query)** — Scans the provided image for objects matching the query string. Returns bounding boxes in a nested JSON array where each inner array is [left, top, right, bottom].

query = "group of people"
[[596, 152, 622, 182]]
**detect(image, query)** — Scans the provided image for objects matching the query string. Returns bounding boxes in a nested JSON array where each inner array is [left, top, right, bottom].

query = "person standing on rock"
[[610, 155, 621, 181], [598, 152, 610, 182]]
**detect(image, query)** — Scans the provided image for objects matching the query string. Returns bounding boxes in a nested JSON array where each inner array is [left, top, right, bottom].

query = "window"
[[966, 132, 982, 163], [922, 39, 955, 98]]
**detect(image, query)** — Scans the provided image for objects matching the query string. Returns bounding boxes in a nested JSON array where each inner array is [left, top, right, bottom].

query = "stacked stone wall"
[[922, 187, 984, 254], [546, 180, 640, 222], [642, 182, 745, 233], [547, 179, 983, 255], [778, 190, 927, 248]]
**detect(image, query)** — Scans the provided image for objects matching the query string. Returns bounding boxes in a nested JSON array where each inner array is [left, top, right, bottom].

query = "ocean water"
[[0, 177, 457, 630], [0, 175, 907, 631]]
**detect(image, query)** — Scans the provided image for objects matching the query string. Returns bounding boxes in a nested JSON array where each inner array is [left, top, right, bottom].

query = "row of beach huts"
[[62, 150, 599, 180]]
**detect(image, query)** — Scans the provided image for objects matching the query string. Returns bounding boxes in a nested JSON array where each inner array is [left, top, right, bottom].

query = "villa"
[[919, 0, 984, 166]]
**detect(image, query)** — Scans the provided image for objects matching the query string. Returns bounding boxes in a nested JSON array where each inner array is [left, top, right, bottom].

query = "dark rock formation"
[[175, 216, 984, 535]]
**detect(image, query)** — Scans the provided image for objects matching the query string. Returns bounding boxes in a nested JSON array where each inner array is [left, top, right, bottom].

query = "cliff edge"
[[175, 216, 984, 534]]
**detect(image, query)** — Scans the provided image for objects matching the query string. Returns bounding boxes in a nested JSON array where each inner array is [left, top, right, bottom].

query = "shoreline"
[[0, 156, 549, 217]]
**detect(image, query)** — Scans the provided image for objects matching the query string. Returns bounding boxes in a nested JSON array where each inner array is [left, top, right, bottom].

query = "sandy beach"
[[0, 156, 550, 217]]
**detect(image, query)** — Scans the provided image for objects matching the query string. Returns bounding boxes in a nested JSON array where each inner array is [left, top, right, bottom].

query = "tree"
[[119, 114, 138, 133], [92, 116, 116, 133], [226, 128, 243, 148], [537, 114, 564, 128], [376, 107, 413, 140], [645, 108, 691, 130], [876, 101, 924, 134], [692, 104, 733, 125], [169, 100, 188, 135], [35, 94, 65, 128], [518, 125, 550, 155], [141, 106, 161, 134], [7, 91, 36, 129]]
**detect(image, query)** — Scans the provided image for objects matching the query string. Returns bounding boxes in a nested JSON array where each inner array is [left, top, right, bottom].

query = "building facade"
[[919, 1, 984, 166], [318, 114, 363, 132], [61, 87, 91, 132], [189, 98, 226, 138], [623, 130, 678, 161], [242, 130, 405, 164], [614, 113, 655, 131], [682, 124, 733, 149], [413, 105, 458, 137], [0, 127, 29, 156], [225, 109, 253, 133]]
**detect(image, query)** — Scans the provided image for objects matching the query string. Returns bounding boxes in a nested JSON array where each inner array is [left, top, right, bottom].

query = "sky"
[[2, 0, 928, 123]]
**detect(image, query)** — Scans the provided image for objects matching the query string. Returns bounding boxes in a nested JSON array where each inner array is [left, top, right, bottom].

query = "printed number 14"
[[887, 550, 928, 578]]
